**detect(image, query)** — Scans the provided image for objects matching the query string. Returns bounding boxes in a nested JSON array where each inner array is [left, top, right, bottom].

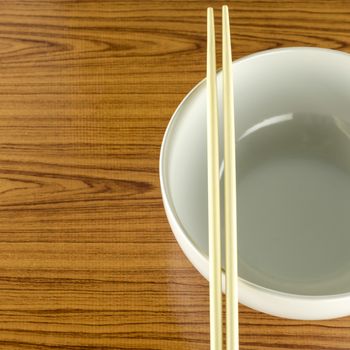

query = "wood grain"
[[0, 0, 349, 349]]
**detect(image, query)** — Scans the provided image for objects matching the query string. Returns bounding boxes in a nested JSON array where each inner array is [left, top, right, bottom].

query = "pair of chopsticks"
[[207, 6, 239, 350]]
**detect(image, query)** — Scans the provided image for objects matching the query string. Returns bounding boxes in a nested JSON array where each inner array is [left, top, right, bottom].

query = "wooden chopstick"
[[207, 7, 223, 350], [207, 6, 239, 350], [222, 5, 239, 350]]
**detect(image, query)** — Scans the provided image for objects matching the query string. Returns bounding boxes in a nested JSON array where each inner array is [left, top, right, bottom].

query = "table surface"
[[1, 1, 350, 349]]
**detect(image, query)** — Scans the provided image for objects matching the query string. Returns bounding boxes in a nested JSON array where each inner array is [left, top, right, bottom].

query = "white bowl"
[[159, 47, 350, 320]]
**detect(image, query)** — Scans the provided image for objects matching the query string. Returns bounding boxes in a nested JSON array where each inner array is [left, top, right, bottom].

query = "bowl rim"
[[159, 46, 350, 319]]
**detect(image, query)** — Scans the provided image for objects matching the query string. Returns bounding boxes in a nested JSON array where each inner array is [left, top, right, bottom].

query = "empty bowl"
[[160, 47, 350, 320]]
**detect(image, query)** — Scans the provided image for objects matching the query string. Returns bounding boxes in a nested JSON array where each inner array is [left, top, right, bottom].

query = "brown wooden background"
[[0, 0, 350, 349]]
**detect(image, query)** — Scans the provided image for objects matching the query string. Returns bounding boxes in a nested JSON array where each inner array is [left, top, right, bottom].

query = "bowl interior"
[[163, 48, 350, 296]]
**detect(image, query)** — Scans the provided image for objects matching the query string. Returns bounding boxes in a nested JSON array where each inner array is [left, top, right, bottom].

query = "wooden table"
[[0, 1, 349, 349]]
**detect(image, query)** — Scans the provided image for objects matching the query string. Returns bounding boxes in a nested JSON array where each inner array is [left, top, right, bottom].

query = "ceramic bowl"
[[160, 47, 350, 320]]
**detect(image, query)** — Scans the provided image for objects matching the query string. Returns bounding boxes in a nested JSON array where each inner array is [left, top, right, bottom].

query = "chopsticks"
[[222, 5, 239, 350], [207, 6, 239, 350], [207, 7, 222, 350]]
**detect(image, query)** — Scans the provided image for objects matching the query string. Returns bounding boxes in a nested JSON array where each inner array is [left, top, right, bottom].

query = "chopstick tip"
[[207, 7, 214, 24]]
